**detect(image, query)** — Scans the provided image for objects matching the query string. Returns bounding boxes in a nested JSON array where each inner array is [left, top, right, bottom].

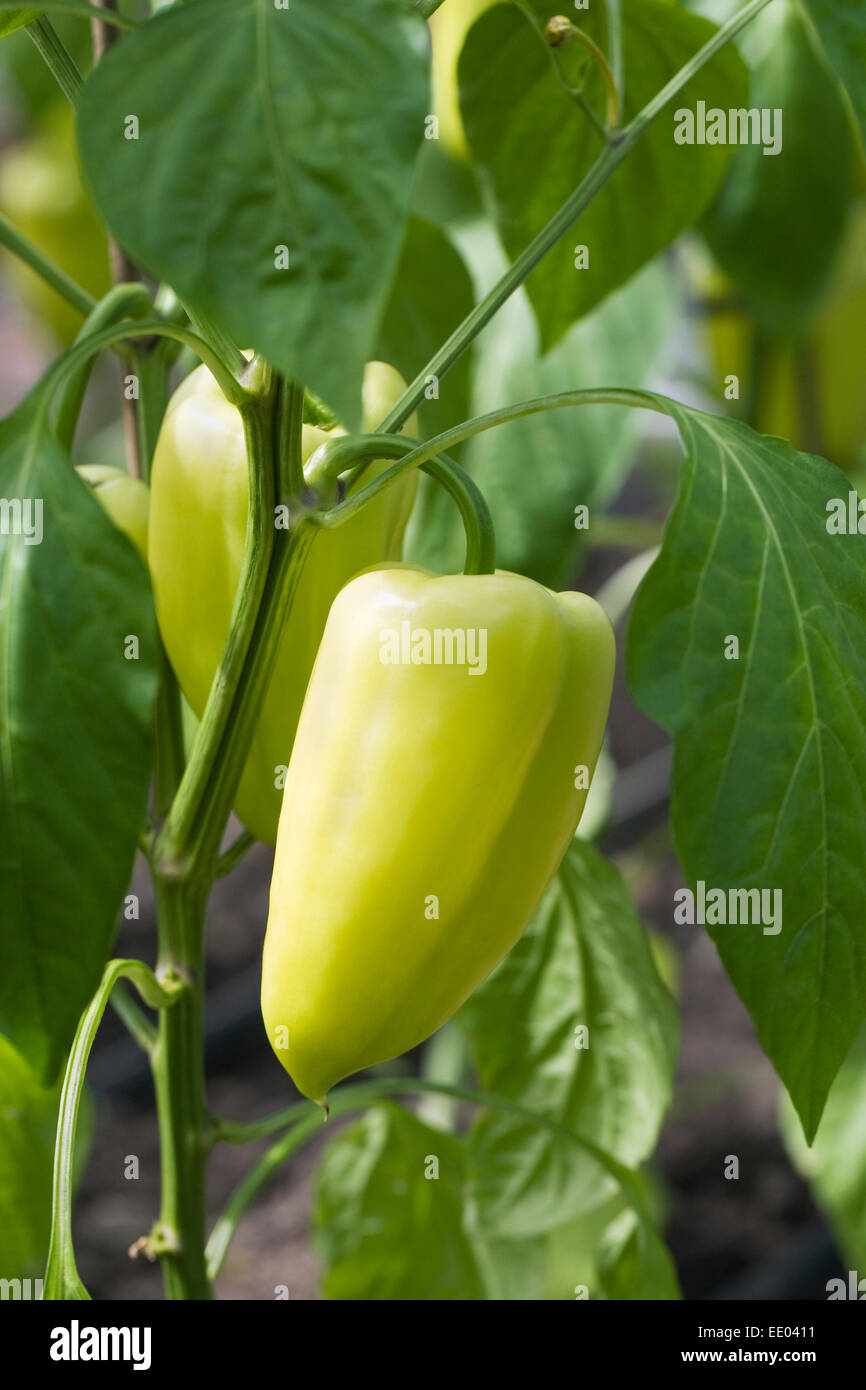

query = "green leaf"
[[459, 0, 746, 346], [0, 10, 39, 36], [314, 1104, 484, 1300], [459, 841, 679, 1237], [596, 1206, 681, 1301], [802, 0, 866, 149], [376, 216, 475, 444], [0, 1035, 59, 1280], [0, 1035, 92, 1286], [407, 238, 675, 583], [627, 405, 866, 1139], [468, 1192, 627, 1300], [76, 0, 429, 429], [780, 1021, 866, 1273], [0, 400, 157, 1079], [703, 1, 853, 338]]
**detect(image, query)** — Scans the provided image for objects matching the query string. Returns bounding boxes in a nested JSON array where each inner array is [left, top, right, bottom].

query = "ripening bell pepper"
[[76, 464, 150, 561], [147, 360, 417, 844], [261, 565, 615, 1101]]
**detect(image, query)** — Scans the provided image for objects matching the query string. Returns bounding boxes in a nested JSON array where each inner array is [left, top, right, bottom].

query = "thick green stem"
[[307, 433, 496, 573], [26, 16, 83, 105], [151, 879, 212, 1300]]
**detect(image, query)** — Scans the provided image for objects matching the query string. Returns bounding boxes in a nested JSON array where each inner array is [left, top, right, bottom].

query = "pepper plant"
[[0, 0, 864, 1302]]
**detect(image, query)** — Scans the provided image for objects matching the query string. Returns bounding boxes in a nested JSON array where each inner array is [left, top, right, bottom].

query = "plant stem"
[[150, 879, 212, 1300], [44, 959, 185, 1300], [319, 388, 668, 528], [215, 829, 256, 878], [544, 16, 620, 129], [605, 0, 624, 106], [375, 0, 779, 436], [306, 434, 496, 573], [26, 16, 83, 105], [110, 983, 157, 1053], [54, 282, 152, 454], [205, 1075, 660, 1282], [0, 211, 95, 318]]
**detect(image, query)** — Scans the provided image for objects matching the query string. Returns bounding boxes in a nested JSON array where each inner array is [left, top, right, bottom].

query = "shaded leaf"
[[459, 0, 745, 345], [0, 399, 157, 1079], [314, 1104, 484, 1300], [628, 404, 866, 1138], [77, 0, 429, 428]]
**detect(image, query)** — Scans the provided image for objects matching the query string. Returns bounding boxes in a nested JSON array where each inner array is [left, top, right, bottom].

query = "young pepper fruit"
[[261, 565, 615, 1101], [76, 464, 149, 561], [147, 361, 417, 844]]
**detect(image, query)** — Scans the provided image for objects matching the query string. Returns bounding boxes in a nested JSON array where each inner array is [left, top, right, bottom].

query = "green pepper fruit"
[[262, 565, 615, 1101], [0, 105, 110, 344], [148, 360, 418, 845], [76, 464, 150, 561]]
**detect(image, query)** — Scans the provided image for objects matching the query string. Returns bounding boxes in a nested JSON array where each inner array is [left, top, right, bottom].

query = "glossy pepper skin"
[[76, 465, 149, 561], [262, 565, 615, 1101], [148, 361, 418, 844]]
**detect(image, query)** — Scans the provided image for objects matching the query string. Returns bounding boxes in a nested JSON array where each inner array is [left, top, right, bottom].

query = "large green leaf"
[[314, 1104, 484, 1300], [76, 0, 429, 429], [0, 399, 157, 1079], [459, 0, 746, 347], [802, 0, 866, 148], [0, 1036, 59, 1280], [459, 841, 679, 1238], [703, 0, 853, 338], [628, 405, 866, 1140], [0, 1036, 92, 1284]]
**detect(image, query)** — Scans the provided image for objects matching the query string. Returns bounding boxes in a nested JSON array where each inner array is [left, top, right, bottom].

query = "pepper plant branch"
[[276, 378, 306, 505], [316, 388, 667, 529], [151, 889, 212, 1299], [215, 829, 256, 878], [43, 959, 186, 1300], [375, 0, 778, 439], [205, 1076, 664, 1283], [182, 302, 248, 378], [54, 282, 152, 453], [34, 318, 250, 414], [25, 15, 84, 105], [308, 434, 496, 574], [153, 388, 277, 880], [110, 982, 158, 1053], [605, 0, 624, 104], [0, 211, 96, 318]]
